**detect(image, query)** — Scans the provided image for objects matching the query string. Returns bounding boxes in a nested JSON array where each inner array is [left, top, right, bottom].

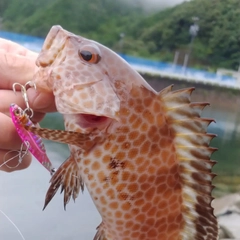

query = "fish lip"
[[36, 26, 65, 68], [36, 26, 80, 68]]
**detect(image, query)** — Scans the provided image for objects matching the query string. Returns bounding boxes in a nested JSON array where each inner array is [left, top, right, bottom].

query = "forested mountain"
[[0, 0, 147, 46], [125, 0, 240, 70], [1, 0, 239, 70]]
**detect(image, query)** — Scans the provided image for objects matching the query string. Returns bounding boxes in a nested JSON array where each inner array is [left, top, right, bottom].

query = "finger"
[[0, 113, 26, 150], [0, 52, 37, 89], [0, 89, 46, 122], [0, 90, 26, 113], [0, 149, 32, 172], [27, 87, 57, 113], [0, 38, 38, 57]]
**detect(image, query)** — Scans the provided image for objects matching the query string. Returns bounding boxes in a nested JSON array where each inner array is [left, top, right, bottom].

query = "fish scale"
[[27, 25, 219, 240]]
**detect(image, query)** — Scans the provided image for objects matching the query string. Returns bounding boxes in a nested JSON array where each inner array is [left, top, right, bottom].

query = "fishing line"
[[0, 209, 26, 240], [0, 142, 30, 240], [0, 142, 30, 169], [0, 143, 29, 239], [0, 152, 22, 169]]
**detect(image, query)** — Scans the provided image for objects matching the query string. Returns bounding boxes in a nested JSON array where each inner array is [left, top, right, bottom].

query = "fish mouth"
[[75, 113, 111, 129]]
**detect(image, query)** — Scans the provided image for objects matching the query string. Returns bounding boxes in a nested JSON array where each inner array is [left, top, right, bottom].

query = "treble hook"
[[12, 83, 29, 107], [25, 81, 37, 91], [12, 81, 37, 118]]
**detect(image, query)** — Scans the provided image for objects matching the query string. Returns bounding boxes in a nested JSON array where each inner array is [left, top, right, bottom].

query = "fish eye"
[[79, 50, 93, 61], [78, 45, 101, 64]]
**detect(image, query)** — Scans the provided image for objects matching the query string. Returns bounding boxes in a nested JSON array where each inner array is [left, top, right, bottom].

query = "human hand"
[[0, 38, 56, 172]]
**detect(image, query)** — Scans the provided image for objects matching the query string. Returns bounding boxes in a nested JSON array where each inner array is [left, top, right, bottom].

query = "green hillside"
[[1, 0, 239, 70], [125, 0, 240, 70], [1, 0, 146, 46]]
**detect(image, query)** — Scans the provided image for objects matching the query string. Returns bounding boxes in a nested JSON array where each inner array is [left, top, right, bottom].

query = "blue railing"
[[0, 30, 236, 85], [0, 30, 44, 52], [119, 53, 236, 83]]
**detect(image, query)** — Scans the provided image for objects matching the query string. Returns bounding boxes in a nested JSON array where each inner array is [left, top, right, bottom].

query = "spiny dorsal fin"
[[160, 87, 219, 240]]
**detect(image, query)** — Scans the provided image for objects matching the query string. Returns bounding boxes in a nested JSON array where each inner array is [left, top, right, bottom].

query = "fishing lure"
[[9, 103, 56, 175]]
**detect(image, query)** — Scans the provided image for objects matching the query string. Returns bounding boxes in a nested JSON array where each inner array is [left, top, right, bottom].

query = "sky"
[[136, 0, 190, 11], [146, 0, 188, 7]]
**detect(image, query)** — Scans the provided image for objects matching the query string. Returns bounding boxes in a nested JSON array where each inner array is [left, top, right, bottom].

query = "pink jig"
[[10, 103, 56, 175]]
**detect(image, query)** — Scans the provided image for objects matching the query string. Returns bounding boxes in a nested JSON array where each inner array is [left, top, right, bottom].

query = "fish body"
[[10, 103, 55, 174], [31, 26, 218, 239]]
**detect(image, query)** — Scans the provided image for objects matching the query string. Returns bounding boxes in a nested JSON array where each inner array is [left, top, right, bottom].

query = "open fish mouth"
[[80, 114, 108, 123], [76, 114, 110, 129]]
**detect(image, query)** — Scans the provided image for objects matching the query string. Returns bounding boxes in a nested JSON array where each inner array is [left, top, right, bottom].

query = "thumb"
[[27, 87, 57, 113]]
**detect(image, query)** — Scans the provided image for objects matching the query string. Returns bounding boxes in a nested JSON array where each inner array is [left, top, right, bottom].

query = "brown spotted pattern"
[[81, 86, 184, 240], [31, 26, 218, 240]]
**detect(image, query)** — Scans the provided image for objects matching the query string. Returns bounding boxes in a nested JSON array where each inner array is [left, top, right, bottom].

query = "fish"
[[28, 25, 219, 239], [9, 103, 56, 175]]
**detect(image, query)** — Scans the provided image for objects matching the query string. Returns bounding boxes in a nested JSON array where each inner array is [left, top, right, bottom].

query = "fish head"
[[33, 25, 146, 121]]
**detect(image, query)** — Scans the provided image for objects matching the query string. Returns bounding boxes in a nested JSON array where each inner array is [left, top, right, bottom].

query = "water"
[[0, 141, 101, 240], [199, 105, 240, 199]]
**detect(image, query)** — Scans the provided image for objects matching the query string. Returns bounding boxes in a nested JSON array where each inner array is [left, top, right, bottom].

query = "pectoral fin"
[[94, 222, 111, 240], [24, 126, 93, 148], [43, 155, 84, 210]]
